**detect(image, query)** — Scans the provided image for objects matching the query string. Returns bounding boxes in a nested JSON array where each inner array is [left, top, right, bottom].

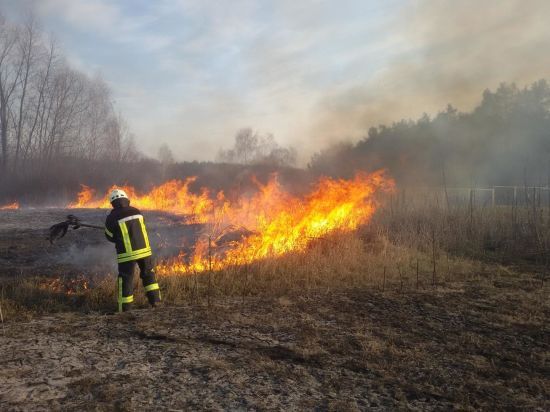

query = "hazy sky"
[[1, 0, 548, 163]]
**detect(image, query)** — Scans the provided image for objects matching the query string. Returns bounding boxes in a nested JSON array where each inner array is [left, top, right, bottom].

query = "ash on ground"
[[0, 208, 207, 279]]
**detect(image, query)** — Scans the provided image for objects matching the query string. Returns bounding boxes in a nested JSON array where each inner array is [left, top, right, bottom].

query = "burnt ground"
[[0, 208, 202, 279], [0, 209, 549, 410], [0, 277, 548, 411]]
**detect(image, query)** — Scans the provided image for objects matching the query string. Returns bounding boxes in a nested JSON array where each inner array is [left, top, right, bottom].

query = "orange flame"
[[0, 202, 19, 210], [38, 276, 89, 295], [69, 171, 394, 274], [68, 178, 214, 223]]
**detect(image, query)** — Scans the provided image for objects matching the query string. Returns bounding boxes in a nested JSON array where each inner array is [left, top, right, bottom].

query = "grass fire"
[[68, 171, 393, 274], [0, 202, 19, 210], [0, 2, 549, 411]]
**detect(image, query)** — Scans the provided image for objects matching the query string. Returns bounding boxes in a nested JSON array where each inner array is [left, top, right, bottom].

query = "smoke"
[[310, 79, 550, 186], [50, 210, 204, 273], [311, 0, 550, 143], [58, 243, 115, 271]]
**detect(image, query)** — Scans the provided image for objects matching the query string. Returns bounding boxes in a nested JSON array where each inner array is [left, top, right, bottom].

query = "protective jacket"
[[105, 202, 152, 263]]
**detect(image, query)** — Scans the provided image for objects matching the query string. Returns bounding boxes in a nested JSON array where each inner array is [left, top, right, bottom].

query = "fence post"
[[469, 188, 474, 226], [208, 235, 212, 308]]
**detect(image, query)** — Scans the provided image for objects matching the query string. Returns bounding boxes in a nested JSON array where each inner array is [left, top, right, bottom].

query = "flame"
[[68, 171, 394, 274], [68, 178, 214, 223], [38, 276, 89, 295], [156, 171, 394, 274], [0, 202, 19, 210]]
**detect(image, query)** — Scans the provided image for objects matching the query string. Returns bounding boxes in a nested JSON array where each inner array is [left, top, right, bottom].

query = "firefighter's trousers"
[[117, 256, 161, 312]]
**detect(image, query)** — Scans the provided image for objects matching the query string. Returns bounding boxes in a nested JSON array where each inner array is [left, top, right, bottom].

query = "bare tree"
[[158, 143, 175, 165], [20, 32, 56, 171], [0, 12, 141, 197], [234, 128, 257, 165], [218, 128, 296, 167], [101, 112, 140, 163], [12, 15, 39, 172], [0, 16, 20, 173]]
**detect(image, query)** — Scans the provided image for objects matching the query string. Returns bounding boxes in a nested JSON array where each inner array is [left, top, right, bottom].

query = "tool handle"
[[77, 223, 104, 230], [66, 214, 103, 230]]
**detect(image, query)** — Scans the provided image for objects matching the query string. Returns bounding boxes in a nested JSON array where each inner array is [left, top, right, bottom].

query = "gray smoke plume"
[[311, 0, 550, 143]]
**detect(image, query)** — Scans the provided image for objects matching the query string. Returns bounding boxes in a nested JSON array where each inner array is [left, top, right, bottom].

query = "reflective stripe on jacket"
[[105, 204, 152, 263]]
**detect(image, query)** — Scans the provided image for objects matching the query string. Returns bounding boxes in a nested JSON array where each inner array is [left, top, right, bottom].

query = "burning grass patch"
[[1, 198, 548, 321], [0, 198, 548, 410], [0, 230, 501, 321]]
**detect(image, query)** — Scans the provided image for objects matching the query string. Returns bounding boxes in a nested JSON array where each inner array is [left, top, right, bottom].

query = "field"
[[0, 206, 549, 410]]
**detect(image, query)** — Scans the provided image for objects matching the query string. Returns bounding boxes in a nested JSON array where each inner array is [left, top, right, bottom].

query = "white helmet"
[[109, 189, 128, 203]]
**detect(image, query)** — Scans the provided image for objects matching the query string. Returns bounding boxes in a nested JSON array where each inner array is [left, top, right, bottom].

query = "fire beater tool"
[[49, 214, 103, 244]]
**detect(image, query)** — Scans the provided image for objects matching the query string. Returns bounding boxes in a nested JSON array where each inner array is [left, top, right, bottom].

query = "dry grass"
[[1, 278, 547, 410], [0, 201, 548, 320], [0, 231, 512, 320], [1, 203, 548, 410], [378, 191, 550, 265]]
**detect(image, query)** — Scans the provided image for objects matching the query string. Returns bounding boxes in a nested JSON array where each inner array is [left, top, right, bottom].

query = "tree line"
[[309, 80, 550, 187], [0, 15, 137, 181]]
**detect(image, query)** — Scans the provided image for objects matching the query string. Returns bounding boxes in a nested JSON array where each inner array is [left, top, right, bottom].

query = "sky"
[[1, 0, 549, 163]]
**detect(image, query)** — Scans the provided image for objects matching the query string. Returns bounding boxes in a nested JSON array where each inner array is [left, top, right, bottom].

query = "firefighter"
[[104, 189, 161, 312]]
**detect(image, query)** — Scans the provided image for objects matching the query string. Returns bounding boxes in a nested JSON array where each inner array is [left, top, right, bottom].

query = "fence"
[[388, 186, 550, 209]]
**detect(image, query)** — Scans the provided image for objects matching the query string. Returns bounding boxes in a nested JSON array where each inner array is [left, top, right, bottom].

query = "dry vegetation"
[[2, 195, 548, 317], [0, 229, 490, 319], [0, 200, 549, 410]]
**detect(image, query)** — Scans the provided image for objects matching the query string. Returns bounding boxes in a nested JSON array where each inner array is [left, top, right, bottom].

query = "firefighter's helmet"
[[109, 189, 128, 204]]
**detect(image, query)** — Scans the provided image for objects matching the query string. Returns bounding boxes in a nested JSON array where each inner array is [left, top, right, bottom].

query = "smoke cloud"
[[1, 0, 548, 165], [311, 0, 550, 144]]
